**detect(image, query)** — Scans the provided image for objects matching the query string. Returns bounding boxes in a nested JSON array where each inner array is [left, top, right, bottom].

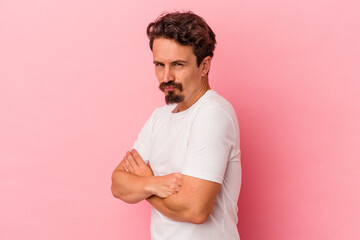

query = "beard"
[[159, 81, 185, 105]]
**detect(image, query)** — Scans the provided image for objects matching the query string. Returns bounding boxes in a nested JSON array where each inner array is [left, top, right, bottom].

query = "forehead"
[[152, 38, 196, 62]]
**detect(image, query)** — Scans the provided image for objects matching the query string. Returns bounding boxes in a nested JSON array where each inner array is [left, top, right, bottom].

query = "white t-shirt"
[[133, 90, 241, 240]]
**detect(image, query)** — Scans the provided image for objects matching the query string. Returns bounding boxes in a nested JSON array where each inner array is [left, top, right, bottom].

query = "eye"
[[154, 62, 164, 67], [174, 62, 184, 66]]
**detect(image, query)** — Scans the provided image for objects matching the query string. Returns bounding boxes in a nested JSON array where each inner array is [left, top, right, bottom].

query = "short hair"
[[146, 11, 216, 66]]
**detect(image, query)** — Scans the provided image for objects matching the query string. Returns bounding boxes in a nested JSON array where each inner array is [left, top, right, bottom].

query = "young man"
[[111, 11, 241, 240]]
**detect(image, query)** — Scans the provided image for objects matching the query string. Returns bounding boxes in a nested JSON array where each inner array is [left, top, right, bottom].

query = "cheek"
[[184, 70, 199, 85], [155, 68, 162, 81]]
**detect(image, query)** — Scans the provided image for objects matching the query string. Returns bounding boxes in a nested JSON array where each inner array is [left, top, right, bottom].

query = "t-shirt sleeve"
[[181, 107, 236, 184], [132, 109, 158, 164]]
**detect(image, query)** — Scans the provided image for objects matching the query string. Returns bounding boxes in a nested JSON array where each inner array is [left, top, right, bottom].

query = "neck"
[[173, 81, 210, 113]]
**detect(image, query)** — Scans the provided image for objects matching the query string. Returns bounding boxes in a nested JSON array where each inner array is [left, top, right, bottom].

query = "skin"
[[111, 38, 221, 224], [153, 38, 211, 112], [111, 150, 181, 203]]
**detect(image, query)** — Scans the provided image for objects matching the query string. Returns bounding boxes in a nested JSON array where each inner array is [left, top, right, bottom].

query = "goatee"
[[159, 81, 185, 104]]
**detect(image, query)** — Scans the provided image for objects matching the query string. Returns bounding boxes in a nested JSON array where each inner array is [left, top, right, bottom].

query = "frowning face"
[[152, 38, 205, 106]]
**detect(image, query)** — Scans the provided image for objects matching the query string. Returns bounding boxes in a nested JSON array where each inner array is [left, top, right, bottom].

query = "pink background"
[[1, 0, 359, 239]]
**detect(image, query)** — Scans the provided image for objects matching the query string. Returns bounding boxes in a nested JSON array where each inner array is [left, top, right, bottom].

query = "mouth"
[[164, 86, 176, 92], [159, 82, 183, 93]]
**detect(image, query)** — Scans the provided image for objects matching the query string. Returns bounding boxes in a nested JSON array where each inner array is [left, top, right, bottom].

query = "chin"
[[165, 93, 185, 104]]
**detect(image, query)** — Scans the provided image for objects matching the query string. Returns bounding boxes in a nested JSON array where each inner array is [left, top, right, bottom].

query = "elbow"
[[111, 171, 123, 199], [111, 171, 139, 204], [163, 197, 212, 224], [111, 183, 122, 199], [187, 210, 210, 224], [183, 202, 214, 224], [111, 184, 139, 204], [189, 215, 209, 224]]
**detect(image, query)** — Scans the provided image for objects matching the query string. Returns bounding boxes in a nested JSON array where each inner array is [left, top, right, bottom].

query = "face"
[[152, 38, 206, 105]]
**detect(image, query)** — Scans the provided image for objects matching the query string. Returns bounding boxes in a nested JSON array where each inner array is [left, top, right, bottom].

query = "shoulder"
[[196, 90, 238, 125], [149, 104, 174, 120]]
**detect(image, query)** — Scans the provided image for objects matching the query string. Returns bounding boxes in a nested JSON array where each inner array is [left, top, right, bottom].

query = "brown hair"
[[146, 11, 216, 66]]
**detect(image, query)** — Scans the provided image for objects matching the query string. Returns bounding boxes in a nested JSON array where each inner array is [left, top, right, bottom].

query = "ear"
[[200, 56, 212, 77]]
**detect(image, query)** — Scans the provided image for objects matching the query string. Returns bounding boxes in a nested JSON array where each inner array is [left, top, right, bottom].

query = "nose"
[[162, 66, 174, 83]]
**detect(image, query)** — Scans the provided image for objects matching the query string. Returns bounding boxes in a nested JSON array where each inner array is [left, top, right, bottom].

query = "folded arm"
[[111, 168, 152, 204], [147, 175, 220, 224], [112, 149, 221, 224], [111, 150, 181, 204], [118, 150, 221, 223]]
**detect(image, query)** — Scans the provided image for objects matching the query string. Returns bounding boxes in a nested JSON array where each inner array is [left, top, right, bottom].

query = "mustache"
[[159, 81, 183, 92]]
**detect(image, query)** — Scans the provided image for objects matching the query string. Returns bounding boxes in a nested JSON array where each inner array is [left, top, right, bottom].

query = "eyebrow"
[[172, 60, 188, 64], [153, 60, 188, 64]]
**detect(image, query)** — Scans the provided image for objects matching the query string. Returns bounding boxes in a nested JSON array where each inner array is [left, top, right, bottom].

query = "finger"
[[171, 185, 180, 194], [123, 163, 130, 173], [131, 149, 144, 165], [124, 159, 135, 174], [174, 173, 182, 186], [117, 157, 127, 171], [173, 173, 182, 180], [126, 151, 139, 166]]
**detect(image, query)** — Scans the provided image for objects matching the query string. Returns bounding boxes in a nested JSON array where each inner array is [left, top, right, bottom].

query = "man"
[[111, 11, 241, 240]]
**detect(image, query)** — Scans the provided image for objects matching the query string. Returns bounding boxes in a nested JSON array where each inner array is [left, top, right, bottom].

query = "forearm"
[[111, 169, 154, 204], [147, 175, 221, 224], [147, 192, 206, 224], [147, 194, 194, 223]]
